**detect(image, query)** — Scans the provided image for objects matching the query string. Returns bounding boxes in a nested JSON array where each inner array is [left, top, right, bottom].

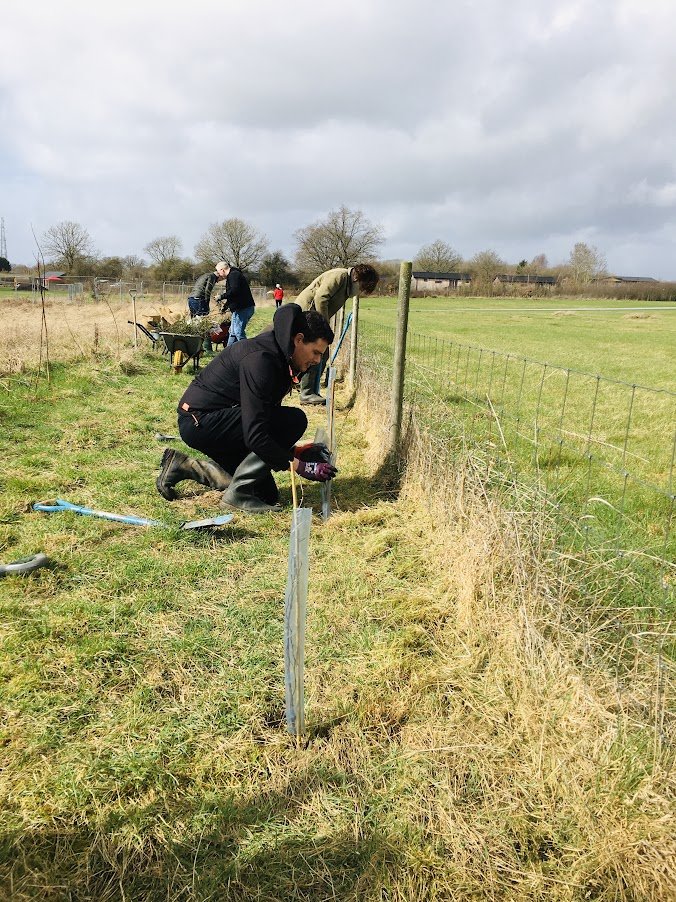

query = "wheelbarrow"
[[159, 332, 203, 373]]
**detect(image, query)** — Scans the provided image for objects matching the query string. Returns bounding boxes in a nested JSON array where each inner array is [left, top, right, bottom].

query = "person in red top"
[[273, 284, 284, 307]]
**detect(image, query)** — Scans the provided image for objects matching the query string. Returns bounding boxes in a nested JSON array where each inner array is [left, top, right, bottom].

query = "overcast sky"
[[1, 0, 675, 277]]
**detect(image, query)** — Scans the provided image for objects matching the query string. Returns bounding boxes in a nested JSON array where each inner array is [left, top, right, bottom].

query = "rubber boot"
[[220, 453, 283, 513], [299, 365, 325, 406], [156, 448, 232, 500]]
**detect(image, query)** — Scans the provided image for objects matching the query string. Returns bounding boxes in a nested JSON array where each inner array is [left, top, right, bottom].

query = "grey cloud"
[[1, 0, 675, 278]]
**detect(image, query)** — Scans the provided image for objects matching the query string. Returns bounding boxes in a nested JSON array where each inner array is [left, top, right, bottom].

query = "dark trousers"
[[188, 296, 209, 316], [299, 347, 330, 397], [178, 406, 307, 475]]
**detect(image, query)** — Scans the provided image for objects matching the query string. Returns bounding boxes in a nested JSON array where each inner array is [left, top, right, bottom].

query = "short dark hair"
[[352, 263, 379, 295], [301, 310, 334, 344]]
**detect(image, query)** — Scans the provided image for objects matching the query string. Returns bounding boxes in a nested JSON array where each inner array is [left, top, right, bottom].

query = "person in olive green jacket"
[[293, 263, 379, 404]]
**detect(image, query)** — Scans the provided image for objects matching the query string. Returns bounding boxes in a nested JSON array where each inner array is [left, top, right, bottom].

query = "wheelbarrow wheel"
[[172, 349, 188, 373]]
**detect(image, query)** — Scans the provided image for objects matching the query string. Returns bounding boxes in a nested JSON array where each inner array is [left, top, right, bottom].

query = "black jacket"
[[178, 304, 304, 471], [219, 267, 255, 312], [189, 272, 220, 305]]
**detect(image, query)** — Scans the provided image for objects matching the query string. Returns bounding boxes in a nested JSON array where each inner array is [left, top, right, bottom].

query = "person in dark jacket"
[[156, 304, 337, 513], [187, 262, 228, 317], [216, 264, 256, 346]]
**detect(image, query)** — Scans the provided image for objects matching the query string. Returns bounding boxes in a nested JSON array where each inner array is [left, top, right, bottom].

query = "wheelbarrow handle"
[[330, 312, 353, 364]]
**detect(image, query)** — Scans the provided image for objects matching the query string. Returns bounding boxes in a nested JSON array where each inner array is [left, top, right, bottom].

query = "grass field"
[[358, 296, 675, 622], [1, 350, 674, 900], [360, 296, 676, 390], [0, 299, 674, 899]]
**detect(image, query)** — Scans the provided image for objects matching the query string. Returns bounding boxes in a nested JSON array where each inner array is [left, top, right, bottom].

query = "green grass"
[[0, 355, 419, 898], [0, 315, 674, 900], [361, 295, 676, 389], [358, 297, 675, 619]]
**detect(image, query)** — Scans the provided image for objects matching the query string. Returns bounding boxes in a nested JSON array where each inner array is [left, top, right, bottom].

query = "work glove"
[[295, 459, 337, 482], [294, 441, 331, 463]]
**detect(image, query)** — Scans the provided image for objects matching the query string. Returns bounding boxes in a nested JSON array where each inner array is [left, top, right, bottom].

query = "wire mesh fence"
[[359, 320, 675, 738], [4, 279, 272, 305]]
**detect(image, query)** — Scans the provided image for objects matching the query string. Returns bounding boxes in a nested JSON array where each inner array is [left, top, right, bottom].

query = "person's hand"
[[294, 441, 331, 463], [295, 459, 337, 482]]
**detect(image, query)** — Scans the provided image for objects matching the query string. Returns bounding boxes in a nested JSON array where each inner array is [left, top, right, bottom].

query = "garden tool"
[[33, 498, 233, 531], [0, 552, 50, 577]]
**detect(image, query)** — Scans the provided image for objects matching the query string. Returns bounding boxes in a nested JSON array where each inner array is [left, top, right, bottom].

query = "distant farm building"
[[411, 271, 472, 293], [43, 271, 66, 288], [493, 273, 558, 295], [598, 275, 658, 285], [493, 274, 557, 286]]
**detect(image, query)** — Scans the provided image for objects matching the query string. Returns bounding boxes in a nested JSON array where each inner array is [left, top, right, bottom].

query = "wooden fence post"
[[129, 289, 138, 348], [389, 261, 412, 452]]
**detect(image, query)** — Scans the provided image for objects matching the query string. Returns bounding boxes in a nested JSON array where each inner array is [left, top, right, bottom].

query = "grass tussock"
[[354, 376, 675, 901], [118, 352, 152, 376], [0, 323, 673, 899]]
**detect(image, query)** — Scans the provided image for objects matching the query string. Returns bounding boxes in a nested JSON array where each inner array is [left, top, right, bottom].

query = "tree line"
[[7, 206, 384, 288], [410, 240, 609, 289], [1, 206, 653, 292]]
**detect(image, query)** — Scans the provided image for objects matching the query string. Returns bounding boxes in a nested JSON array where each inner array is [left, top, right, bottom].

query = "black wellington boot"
[[220, 453, 283, 513], [156, 448, 232, 500], [299, 366, 325, 406]]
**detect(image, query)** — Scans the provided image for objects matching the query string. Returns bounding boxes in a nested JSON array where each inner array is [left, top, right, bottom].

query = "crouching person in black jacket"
[[156, 304, 337, 513]]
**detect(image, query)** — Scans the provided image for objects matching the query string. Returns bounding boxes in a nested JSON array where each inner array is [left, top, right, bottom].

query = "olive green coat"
[[293, 268, 356, 322]]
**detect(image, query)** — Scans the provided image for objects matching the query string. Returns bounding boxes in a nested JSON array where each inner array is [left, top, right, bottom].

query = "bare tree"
[[42, 221, 95, 272], [530, 253, 549, 272], [469, 249, 506, 292], [294, 205, 384, 277], [568, 242, 607, 284], [121, 255, 147, 278], [194, 218, 268, 271], [144, 235, 182, 266], [413, 239, 462, 272]]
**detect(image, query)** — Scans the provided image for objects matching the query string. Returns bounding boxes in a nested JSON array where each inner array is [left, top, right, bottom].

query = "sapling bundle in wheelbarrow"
[[158, 315, 229, 373]]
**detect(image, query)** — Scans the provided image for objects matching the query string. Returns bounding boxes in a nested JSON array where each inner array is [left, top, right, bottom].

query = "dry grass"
[[0, 297, 144, 374], [0, 295, 194, 375], [352, 376, 675, 901]]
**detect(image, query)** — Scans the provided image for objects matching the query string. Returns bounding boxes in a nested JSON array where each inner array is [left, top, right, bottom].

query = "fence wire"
[[360, 321, 675, 737]]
